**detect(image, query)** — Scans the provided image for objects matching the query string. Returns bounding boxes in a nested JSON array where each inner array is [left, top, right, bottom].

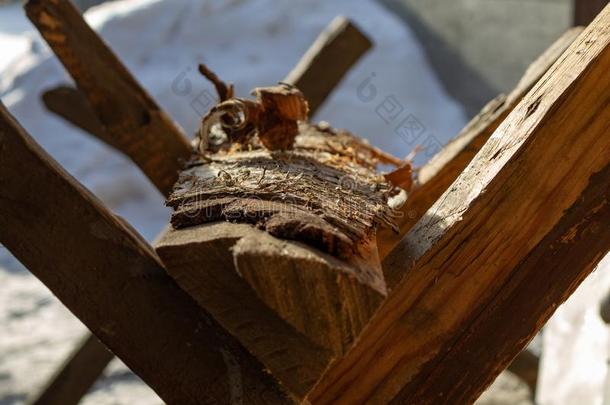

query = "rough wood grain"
[[25, 0, 192, 196], [284, 16, 372, 116], [307, 9, 610, 403], [398, 164, 610, 404], [0, 102, 290, 405], [26, 334, 113, 405], [377, 26, 584, 268], [574, 0, 608, 25], [156, 222, 332, 399]]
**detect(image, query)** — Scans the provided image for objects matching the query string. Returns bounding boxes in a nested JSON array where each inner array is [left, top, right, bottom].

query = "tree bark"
[[161, 120, 398, 360]]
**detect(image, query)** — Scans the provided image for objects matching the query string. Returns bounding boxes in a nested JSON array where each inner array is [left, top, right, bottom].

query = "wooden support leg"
[[308, 7, 610, 403], [506, 349, 539, 397], [42, 86, 114, 149], [0, 102, 290, 404], [373, 25, 581, 399], [25, 0, 192, 196], [377, 26, 584, 270], [284, 16, 372, 115], [26, 334, 113, 405]]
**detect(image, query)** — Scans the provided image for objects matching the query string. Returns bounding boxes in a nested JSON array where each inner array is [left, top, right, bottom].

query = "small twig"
[[198, 63, 234, 101]]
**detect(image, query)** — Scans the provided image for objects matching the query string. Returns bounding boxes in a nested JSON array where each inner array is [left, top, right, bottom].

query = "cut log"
[[162, 120, 396, 357], [574, 0, 609, 25], [284, 16, 372, 115], [377, 26, 584, 269], [26, 334, 113, 405], [307, 8, 610, 403], [25, 0, 192, 196], [0, 102, 289, 405]]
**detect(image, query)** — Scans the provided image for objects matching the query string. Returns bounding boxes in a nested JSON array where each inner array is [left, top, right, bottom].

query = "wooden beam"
[[307, 7, 610, 403], [25, 0, 192, 196], [377, 26, 583, 268], [0, 103, 289, 404], [574, 0, 609, 25], [26, 334, 113, 405], [284, 16, 372, 115]]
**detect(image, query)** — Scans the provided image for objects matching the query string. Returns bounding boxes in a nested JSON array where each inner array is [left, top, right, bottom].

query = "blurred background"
[[0, 0, 608, 404]]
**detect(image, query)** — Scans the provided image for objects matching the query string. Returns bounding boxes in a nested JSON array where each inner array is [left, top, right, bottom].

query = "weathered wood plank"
[[307, 8, 610, 403], [25, 0, 192, 196], [574, 0, 608, 25], [284, 16, 372, 115], [0, 102, 289, 405], [377, 26, 584, 268], [26, 334, 113, 405]]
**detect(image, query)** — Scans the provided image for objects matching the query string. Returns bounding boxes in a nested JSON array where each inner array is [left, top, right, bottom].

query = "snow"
[[0, 4, 32, 74], [0, 0, 466, 403]]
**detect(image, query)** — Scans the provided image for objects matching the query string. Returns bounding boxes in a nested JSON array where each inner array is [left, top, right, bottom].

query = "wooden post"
[[376, 27, 583, 267], [574, 0, 609, 25], [26, 334, 113, 405], [308, 7, 610, 403], [0, 102, 289, 404]]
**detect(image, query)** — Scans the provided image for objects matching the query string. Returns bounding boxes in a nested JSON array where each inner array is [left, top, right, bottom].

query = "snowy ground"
[[0, 0, 607, 404]]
